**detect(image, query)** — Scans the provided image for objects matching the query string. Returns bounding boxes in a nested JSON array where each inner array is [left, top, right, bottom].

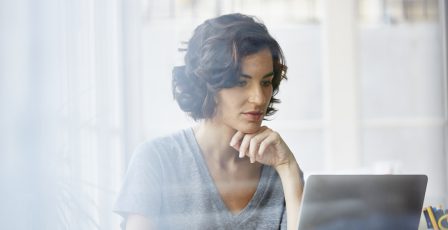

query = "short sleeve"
[[113, 141, 163, 227]]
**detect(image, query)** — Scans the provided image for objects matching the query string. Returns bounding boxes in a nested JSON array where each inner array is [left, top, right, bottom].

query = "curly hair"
[[172, 13, 287, 121]]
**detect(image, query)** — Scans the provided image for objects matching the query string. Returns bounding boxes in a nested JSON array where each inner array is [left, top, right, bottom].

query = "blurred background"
[[0, 0, 446, 229]]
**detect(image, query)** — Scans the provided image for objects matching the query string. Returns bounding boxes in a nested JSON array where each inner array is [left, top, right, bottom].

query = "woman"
[[114, 13, 304, 230]]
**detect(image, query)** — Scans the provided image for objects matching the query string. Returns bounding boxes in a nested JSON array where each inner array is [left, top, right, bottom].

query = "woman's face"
[[212, 48, 274, 134]]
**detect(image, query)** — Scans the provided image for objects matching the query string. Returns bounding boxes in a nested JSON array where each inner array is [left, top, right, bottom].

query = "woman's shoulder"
[[141, 127, 193, 148], [132, 127, 195, 160]]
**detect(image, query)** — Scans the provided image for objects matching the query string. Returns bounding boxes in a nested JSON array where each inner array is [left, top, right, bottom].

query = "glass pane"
[[362, 126, 445, 203], [360, 24, 444, 118], [272, 25, 322, 120]]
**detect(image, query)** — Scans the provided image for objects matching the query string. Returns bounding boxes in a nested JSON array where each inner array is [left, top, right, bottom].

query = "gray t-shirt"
[[114, 128, 288, 229]]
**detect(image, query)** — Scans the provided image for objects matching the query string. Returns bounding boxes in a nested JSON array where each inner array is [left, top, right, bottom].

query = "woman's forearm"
[[275, 155, 304, 230]]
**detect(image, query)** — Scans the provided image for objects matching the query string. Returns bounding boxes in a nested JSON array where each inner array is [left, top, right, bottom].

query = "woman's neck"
[[193, 120, 252, 171]]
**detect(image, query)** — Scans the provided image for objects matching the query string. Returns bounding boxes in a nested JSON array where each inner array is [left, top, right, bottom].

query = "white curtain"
[[0, 0, 131, 229]]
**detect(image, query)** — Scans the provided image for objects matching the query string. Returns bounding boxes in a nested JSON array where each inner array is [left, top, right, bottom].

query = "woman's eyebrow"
[[241, 72, 274, 79]]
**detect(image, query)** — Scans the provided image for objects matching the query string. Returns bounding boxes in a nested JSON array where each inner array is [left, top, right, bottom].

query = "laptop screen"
[[297, 175, 428, 230]]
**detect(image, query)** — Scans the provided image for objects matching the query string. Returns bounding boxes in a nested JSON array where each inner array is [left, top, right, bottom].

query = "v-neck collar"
[[184, 127, 271, 223]]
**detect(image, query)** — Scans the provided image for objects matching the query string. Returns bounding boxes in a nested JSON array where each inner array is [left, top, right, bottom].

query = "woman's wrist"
[[274, 153, 304, 187], [274, 153, 297, 173]]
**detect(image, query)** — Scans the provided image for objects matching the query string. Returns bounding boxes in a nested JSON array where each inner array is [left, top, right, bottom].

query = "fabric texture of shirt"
[[114, 128, 289, 229]]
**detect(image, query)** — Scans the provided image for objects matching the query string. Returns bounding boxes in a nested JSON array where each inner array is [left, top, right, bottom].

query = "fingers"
[[258, 131, 279, 157], [229, 130, 245, 151], [248, 132, 270, 162], [239, 134, 253, 160], [230, 127, 291, 167], [233, 126, 271, 163]]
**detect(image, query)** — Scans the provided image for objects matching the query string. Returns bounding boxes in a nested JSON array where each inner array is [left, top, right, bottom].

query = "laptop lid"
[[297, 174, 428, 230]]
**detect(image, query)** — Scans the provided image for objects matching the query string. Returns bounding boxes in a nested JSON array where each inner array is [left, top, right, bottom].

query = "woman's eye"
[[261, 80, 272, 87], [237, 81, 247, 87]]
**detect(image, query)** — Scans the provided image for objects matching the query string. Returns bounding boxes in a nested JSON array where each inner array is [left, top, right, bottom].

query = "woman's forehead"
[[240, 49, 273, 75]]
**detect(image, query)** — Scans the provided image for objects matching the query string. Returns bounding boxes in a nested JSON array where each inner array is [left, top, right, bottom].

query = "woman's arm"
[[230, 126, 304, 230], [275, 154, 303, 230]]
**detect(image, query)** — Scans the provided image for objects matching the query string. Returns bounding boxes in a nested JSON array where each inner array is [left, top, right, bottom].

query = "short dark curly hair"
[[172, 13, 287, 121]]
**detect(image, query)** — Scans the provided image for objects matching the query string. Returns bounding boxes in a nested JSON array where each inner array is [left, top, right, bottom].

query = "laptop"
[[297, 175, 428, 230]]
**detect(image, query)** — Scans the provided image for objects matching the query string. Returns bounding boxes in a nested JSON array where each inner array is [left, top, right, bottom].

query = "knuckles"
[[249, 137, 260, 146], [236, 127, 282, 150]]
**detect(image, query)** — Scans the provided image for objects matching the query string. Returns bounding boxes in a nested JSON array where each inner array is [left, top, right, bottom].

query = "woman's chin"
[[239, 123, 262, 134]]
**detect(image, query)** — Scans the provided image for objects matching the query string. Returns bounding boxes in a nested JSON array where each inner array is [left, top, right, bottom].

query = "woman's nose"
[[248, 86, 266, 105]]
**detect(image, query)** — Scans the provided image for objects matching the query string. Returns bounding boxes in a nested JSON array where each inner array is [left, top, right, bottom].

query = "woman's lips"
[[242, 112, 263, 122]]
